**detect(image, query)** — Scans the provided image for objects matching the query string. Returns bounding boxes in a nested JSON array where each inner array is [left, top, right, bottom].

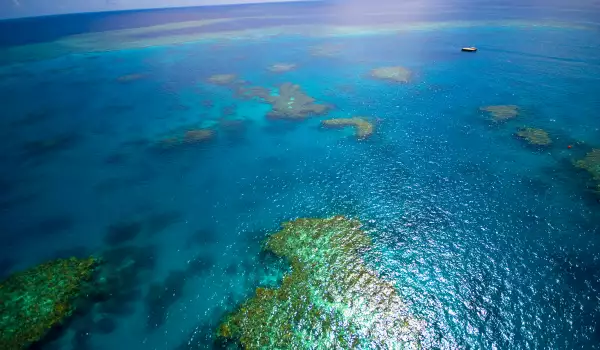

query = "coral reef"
[[240, 82, 330, 120], [267, 83, 330, 119], [268, 63, 297, 73], [207, 74, 237, 85], [0, 257, 98, 350], [158, 129, 215, 149], [235, 85, 271, 100], [575, 149, 600, 193], [480, 105, 519, 122], [309, 44, 343, 57], [516, 127, 552, 146], [321, 117, 374, 140], [370, 66, 412, 83], [217, 216, 423, 349], [116, 73, 146, 83]]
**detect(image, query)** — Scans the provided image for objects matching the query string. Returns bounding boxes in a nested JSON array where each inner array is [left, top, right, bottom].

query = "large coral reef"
[[321, 117, 374, 140], [238, 82, 330, 120], [0, 257, 98, 350], [218, 216, 423, 349]]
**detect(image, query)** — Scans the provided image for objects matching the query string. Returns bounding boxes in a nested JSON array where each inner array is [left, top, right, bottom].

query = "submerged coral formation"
[[516, 127, 552, 146], [218, 216, 423, 349], [321, 117, 374, 139], [309, 44, 343, 57], [480, 105, 519, 122], [207, 74, 237, 85], [0, 257, 98, 350], [268, 63, 297, 73], [575, 149, 600, 192], [370, 66, 412, 83], [116, 73, 146, 83], [158, 129, 215, 149]]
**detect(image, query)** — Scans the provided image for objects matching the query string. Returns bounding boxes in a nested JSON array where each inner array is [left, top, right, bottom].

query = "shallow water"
[[1, 1, 600, 349]]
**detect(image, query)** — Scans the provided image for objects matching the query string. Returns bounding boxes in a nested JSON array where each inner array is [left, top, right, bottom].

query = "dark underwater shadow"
[[51, 245, 92, 260], [145, 210, 184, 236], [28, 244, 159, 350], [10, 108, 57, 128], [19, 132, 82, 165], [103, 151, 129, 165], [219, 118, 252, 147], [34, 214, 76, 236], [0, 192, 39, 214], [261, 119, 303, 136], [1, 213, 76, 253], [103, 220, 143, 246], [145, 253, 216, 332], [0, 258, 15, 279], [186, 226, 219, 248]]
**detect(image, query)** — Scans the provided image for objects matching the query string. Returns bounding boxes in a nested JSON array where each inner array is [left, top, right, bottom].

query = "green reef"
[[321, 117, 375, 140], [217, 216, 423, 349], [515, 127, 552, 146], [480, 105, 519, 122], [575, 149, 600, 193], [0, 257, 98, 350], [369, 66, 412, 83]]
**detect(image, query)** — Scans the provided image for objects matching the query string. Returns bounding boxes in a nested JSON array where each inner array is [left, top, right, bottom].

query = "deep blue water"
[[1, 1, 600, 349]]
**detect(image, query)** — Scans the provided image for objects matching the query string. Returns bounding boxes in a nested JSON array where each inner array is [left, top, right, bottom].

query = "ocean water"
[[1, 1, 600, 349]]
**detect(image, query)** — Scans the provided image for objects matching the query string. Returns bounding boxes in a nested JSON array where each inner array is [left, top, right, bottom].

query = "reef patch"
[[217, 216, 423, 349]]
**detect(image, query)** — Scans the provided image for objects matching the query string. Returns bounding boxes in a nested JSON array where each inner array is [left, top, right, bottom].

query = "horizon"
[[0, 0, 315, 20]]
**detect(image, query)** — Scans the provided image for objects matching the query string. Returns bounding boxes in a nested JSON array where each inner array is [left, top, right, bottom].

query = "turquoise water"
[[1, 1, 600, 349]]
